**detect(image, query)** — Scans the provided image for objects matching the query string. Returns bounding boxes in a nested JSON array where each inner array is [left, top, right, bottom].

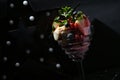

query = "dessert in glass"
[[52, 6, 92, 61], [51, 6, 92, 80]]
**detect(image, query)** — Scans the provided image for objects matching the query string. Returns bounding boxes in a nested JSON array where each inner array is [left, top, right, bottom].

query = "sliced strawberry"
[[70, 22, 74, 29], [74, 17, 91, 36], [74, 20, 81, 30], [74, 20, 85, 35], [83, 16, 90, 27]]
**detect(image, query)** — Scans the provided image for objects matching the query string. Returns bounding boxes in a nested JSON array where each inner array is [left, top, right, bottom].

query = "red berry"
[[70, 22, 74, 29], [83, 16, 90, 27]]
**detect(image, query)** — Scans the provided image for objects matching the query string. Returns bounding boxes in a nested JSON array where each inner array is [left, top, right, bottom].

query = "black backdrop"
[[0, 0, 120, 80]]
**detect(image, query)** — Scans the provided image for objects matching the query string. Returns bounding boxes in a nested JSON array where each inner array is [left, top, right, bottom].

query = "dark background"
[[0, 0, 120, 80]]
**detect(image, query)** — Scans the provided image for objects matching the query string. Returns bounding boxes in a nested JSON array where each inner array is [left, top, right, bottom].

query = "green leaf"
[[75, 11, 84, 20], [54, 16, 60, 22], [58, 6, 73, 18], [59, 20, 68, 26]]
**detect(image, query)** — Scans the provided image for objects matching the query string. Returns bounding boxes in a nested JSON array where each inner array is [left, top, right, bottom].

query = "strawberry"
[[83, 16, 90, 27], [69, 22, 74, 29], [74, 20, 80, 29]]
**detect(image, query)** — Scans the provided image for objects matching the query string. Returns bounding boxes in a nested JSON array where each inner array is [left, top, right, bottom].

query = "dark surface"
[[0, 0, 120, 80], [7, 18, 120, 80]]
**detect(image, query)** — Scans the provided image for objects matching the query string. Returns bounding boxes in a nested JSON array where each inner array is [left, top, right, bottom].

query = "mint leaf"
[[58, 6, 73, 18]]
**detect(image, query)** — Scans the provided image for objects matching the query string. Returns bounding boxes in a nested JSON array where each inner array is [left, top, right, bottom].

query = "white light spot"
[[40, 57, 44, 62], [56, 63, 61, 68], [73, 11, 77, 15], [29, 16, 35, 21], [46, 12, 50, 16], [40, 34, 44, 39], [23, 0, 28, 6], [48, 47, 53, 52], [26, 49, 30, 54], [6, 41, 11, 46], [9, 20, 14, 25], [2, 75, 7, 80], [10, 3, 14, 8], [114, 74, 118, 77], [72, 59, 76, 62], [3, 57, 7, 62], [15, 62, 20, 67]]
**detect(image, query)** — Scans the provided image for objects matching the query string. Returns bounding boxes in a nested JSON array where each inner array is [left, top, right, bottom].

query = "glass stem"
[[77, 58, 86, 80]]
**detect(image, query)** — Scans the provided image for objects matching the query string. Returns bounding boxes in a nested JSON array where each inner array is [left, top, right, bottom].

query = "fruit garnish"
[[52, 6, 91, 41]]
